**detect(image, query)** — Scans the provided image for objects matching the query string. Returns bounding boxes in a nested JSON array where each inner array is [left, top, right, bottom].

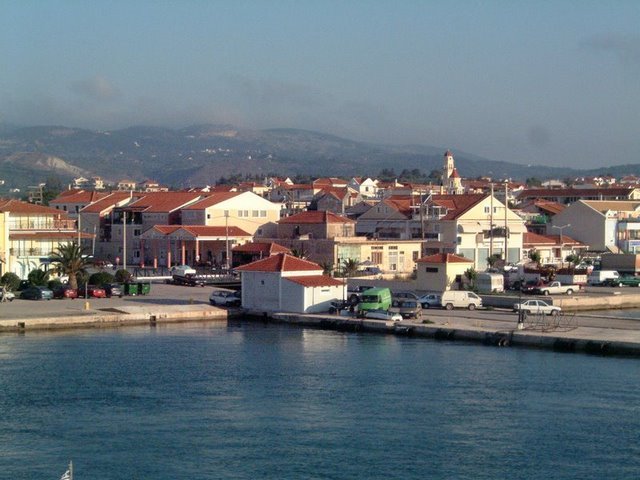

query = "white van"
[[476, 273, 504, 293], [587, 270, 619, 286], [441, 291, 483, 310]]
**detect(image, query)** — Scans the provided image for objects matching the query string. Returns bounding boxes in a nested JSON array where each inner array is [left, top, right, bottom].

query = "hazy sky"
[[1, 0, 639, 168]]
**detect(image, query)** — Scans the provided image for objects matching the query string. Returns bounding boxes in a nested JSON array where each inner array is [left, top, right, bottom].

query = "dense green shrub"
[[28, 269, 50, 286], [115, 269, 132, 283], [0, 272, 21, 291], [89, 272, 115, 286], [48, 279, 63, 290]]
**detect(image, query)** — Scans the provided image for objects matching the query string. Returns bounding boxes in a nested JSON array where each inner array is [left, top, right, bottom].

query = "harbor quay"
[[2, 282, 640, 356]]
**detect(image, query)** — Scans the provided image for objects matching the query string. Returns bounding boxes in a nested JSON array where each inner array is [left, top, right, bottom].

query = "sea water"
[[1, 320, 639, 479]]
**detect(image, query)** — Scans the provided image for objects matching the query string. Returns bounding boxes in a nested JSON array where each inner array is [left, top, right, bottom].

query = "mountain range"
[[0, 123, 638, 191]]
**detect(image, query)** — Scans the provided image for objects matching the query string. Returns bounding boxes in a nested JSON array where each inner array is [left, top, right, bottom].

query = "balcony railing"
[[10, 247, 52, 257], [9, 219, 77, 230]]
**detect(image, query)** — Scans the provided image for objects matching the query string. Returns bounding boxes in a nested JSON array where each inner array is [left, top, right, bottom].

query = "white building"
[[236, 253, 345, 313]]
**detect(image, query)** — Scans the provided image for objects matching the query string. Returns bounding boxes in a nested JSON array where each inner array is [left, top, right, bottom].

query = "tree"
[[0, 272, 21, 291], [320, 261, 334, 276], [89, 271, 116, 286], [49, 242, 90, 290], [342, 258, 360, 278], [464, 267, 478, 290], [290, 245, 308, 259], [486, 253, 502, 269], [28, 269, 50, 286], [114, 269, 132, 283], [528, 249, 541, 266]]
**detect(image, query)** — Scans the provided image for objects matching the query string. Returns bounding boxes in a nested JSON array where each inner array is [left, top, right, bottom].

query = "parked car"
[[392, 291, 420, 301], [390, 299, 422, 319], [603, 275, 640, 287], [363, 309, 403, 322], [102, 283, 123, 298], [78, 285, 107, 298], [513, 299, 561, 316], [20, 286, 54, 300], [417, 293, 442, 309], [0, 290, 16, 302], [358, 287, 393, 312], [347, 285, 374, 303], [52, 285, 79, 299], [209, 289, 241, 307]]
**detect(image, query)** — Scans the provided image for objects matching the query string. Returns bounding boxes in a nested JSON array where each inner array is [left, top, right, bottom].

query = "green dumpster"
[[124, 282, 138, 296], [138, 282, 151, 295]]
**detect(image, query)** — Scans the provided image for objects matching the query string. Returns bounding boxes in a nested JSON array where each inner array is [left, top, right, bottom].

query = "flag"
[[60, 470, 71, 480]]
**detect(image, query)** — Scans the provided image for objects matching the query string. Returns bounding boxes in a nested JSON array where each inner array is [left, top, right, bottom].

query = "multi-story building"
[[0, 199, 90, 278]]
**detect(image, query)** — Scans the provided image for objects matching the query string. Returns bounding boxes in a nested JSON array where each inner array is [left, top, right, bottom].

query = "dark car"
[[20, 286, 54, 300], [390, 299, 422, 319], [52, 285, 79, 299], [78, 285, 107, 298], [103, 283, 123, 298]]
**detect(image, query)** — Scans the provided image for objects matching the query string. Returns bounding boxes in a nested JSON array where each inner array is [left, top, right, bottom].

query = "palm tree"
[[49, 242, 90, 290], [342, 258, 360, 278]]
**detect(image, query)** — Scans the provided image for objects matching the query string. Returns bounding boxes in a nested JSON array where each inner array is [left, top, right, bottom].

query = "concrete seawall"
[[263, 311, 640, 357], [0, 305, 229, 333]]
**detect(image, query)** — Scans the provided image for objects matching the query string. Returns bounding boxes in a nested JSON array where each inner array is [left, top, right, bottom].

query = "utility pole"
[[225, 210, 230, 270], [504, 181, 509, 264], [123, 211, 127, 272], [489, 183, 494, 259]]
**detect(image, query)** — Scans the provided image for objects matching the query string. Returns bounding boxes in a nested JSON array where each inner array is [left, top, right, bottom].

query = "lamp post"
[[553, 223, 571, 265]]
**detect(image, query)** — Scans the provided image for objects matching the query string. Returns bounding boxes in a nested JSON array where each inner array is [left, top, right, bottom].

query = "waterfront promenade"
[[2, 282, 640, 355]]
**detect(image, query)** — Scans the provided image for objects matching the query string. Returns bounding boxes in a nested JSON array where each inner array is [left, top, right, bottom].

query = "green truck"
[[357, 287, 392, 312]]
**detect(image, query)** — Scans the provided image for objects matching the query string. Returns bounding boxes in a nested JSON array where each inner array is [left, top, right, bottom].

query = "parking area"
[[0, 282, 216, 319]]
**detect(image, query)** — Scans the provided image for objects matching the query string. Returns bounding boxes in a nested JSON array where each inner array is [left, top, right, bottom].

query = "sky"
[[1, 0, 639, 168]]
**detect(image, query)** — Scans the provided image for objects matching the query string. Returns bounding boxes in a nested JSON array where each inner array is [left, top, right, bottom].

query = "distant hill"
[[0, 123, 638, 191]]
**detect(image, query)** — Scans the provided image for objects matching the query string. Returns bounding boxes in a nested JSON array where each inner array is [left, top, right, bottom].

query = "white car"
[[363, 309, 403, 322], [513, 299, 561, 316], [0, 290, 15, 302], [417, 293, 441, 309], [209, 289, 241, 307]]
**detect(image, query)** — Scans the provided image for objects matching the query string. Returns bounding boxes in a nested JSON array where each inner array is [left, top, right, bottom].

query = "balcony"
[[9, 218, 77, 230]]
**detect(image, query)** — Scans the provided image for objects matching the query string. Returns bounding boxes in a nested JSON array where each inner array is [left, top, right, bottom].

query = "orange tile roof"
[[416, 253, 473, 264], [0, 199, 69, 216], [125, 192, 203, 213], [80, 192, 133, 213], [523, 232, 583, 246], [50, 190, 107, 205], [285, 275, 345, 287], [236, 253, 322, 272], [430, 194, 487, 220], [278, 210, 354, 224], [384, 196, 414, 216], [181, 192, 240, 210], [232, 242, 291, 254]]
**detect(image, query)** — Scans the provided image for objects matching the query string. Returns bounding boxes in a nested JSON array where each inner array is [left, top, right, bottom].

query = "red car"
[[53, 285, 79, 299], [78, 285, 107, 298]]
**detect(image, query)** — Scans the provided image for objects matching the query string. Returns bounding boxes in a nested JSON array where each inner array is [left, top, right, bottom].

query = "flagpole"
[[69, 460, 73, 480]]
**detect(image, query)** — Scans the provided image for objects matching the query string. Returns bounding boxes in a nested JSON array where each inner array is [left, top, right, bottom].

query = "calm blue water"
[[1, 320, 639, 479]]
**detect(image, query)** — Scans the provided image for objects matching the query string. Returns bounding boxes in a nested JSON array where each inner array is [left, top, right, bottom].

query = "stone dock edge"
[[247, 311, 640, 357]]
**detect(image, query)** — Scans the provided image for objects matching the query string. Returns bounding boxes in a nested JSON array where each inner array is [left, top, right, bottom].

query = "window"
[[260, 210, 267, 217], [252, 210, 259, 217], [371, 251, 383, 264], [413, 251, 419, 261], [207, 214, 211, 219], [426, 267, 438, 273], [134, 229, 141, 236], [484, 206, 490, 214]]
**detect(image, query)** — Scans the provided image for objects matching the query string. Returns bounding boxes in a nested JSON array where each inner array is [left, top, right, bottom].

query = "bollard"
[[84, 301, 90, 310], [189, 297, 193, 304]]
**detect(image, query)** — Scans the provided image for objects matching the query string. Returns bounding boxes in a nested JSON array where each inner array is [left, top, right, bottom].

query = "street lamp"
[[553, 224, 571, 264]]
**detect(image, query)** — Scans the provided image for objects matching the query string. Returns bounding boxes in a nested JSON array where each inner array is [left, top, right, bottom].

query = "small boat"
[[60, 461, 73, 480]]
